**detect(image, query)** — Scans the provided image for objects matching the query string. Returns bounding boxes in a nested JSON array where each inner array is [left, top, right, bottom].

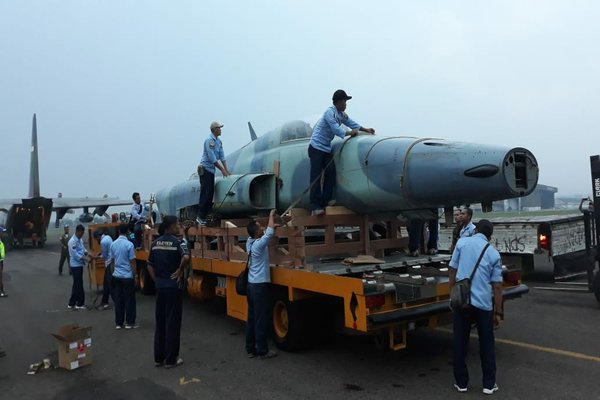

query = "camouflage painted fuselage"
[[156, 120, 538, 218]]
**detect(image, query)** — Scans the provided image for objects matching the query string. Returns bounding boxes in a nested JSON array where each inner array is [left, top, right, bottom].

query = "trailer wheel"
[[138, 263, 155, 295], [272, 299, 310, 351], [593, 271, 600, 304]]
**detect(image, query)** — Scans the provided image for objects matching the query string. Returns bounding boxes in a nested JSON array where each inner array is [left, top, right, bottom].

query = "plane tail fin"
[[29, 113, 41, 198], [248, 122, 257, 141]]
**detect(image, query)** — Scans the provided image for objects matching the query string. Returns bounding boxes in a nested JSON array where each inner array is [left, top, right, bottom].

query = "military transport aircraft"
[[155, 119, 539, 222], [0, 114, 129, 248]]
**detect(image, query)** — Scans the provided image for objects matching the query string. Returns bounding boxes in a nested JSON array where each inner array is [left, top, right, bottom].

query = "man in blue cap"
[[308, 90, 375, 216]]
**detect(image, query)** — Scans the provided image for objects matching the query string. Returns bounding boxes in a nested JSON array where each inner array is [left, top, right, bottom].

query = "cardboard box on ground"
[[51, 325, 93, 370]]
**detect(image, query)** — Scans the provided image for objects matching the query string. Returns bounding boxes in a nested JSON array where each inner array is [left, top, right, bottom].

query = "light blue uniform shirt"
[[310, 106, 361, 153], [110, 235, 136, 279], [100, 234, 113, 263], [459, 222, 476, 238], [449, 233, 503, 311], [200, 133, 225, 174], [68, 235, 88, 267], [246, 227, 274, 284], [130, 202, 149, 221]]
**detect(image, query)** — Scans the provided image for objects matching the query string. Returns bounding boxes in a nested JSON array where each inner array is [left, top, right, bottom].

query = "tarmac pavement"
[[0, 240, 599, 400]]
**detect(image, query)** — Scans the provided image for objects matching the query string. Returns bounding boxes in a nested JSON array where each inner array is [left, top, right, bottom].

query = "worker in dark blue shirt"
[[309, 90, 374, 216], [148, 215, 190, 369]]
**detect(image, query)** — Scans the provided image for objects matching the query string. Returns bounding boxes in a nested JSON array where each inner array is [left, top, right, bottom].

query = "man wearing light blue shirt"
[[308, 90, 375, 215], [245, 209, 278, 359], [98, 230, 114, 310], [459, 207, 476, 239], [67, 224, 88, 310], [110, 224, 137, 329], [449, 220, 503, 395], [197, 121, 232, 226]]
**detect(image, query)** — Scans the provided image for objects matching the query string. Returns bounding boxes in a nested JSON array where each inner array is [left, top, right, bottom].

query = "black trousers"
[[453, 306, 497, 389], [68, 267, 85, 307], [101, 265, 112, 305], [308, 144, 336, 211], [408, 219, 439, 252], [246, 282, 271, 355], [198, 170, 215, 220], [58, 249, 70, 274], [112, 277, 136, 326], [154, 287, 184, 364]]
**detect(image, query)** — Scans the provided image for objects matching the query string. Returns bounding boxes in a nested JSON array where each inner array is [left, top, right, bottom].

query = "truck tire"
[[593, 271, 600, 304], [272, 299, 311, 351], [138, 263, 155, 295]]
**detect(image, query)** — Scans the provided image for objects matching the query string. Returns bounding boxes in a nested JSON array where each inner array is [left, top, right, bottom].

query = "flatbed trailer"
[[90, 210, 528, 351]]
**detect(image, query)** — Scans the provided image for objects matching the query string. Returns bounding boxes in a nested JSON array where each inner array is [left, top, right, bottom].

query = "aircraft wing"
[[52, 197, 130, 210]]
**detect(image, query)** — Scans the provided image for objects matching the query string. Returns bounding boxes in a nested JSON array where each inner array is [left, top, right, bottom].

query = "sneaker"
[[100, 304, 112, 310], [0, 292, 7, 298], [196, 217, 207, 227], [75, 305, 87, 310], [327, 200, 337, 206], [115, 325, 123, 330], [483, 384, 499, 395], [454, 383, 468, 393], [247, 352, 257, 359], [125, 323, 139, 329], [258, 350, 278, 359], [427, 248, 438, 255], [154, 361, 164, 367], [407, 250, 420, 257], [67, 305, 75, 310], [311, 209, 325, 216], [164, 358, 184, 369]]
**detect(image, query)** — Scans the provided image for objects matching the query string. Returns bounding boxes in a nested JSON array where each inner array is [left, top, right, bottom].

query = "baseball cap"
[[332, 89, 352, 102], [210, 121, 224, 130]]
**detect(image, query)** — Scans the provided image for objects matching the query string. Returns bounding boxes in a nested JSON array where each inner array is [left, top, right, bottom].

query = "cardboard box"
[[51, 324, 93, 370]]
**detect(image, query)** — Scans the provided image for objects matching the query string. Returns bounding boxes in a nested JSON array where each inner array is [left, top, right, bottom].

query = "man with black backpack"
[[448, 219, 503, 395]]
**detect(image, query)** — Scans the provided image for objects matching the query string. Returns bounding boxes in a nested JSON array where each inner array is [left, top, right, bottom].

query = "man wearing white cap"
[[197, 121, 231, 226]]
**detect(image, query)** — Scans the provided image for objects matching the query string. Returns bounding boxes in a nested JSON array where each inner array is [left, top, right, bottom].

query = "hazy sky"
[[1, 0, 599, 202]]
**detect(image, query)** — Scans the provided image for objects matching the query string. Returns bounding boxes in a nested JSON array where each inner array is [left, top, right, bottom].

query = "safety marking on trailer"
[[436, 328, 600, 363]]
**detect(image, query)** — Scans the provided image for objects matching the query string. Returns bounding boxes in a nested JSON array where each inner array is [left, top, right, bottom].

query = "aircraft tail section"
[[248, 122, 257, 141], [29, 113, 40, 198]]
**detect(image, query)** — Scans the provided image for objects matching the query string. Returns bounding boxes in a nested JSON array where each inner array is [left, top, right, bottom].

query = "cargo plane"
[[0, 114, 129, 248]]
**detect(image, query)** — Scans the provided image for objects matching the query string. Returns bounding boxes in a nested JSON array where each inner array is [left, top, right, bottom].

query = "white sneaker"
[[454, 383, 468, 393], [483, 384, 499, 395], [75, 305, 87, 310], [125, 323, 139, 329]]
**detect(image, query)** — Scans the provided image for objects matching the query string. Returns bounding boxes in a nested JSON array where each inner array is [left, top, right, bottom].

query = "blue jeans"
[[246, 282, 271, 355], [112, 277, 136, 326], [452, 306, 496, 389], [68, 267, 85, 307], [154, 288, 183, 365], [308, 144, 335, 211]]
